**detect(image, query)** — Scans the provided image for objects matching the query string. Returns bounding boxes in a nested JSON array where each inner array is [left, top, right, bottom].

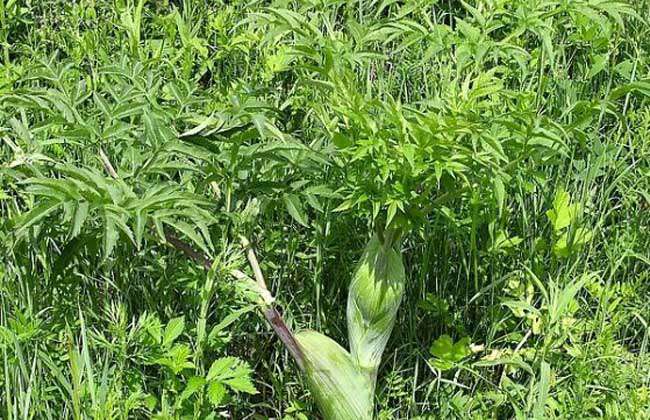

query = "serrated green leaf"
[[69, 201, 89, 239], [164, 219, 209, 254], [207, 381, 227, 406], [14, 200, 61, 238], [162, 316, 185, 348], [207, 357, 238, 382], [207, 357, 258, 395], [430, 334, 472, 369], [179, 376, 206, 403], [209, 306, 255, 340], [102, 209, 118, 259], [283, 193, 309, 227], [223, 373, 257, 394]]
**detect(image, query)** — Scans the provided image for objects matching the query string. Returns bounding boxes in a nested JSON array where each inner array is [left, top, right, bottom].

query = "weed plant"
[[1, 0, 649, 418]]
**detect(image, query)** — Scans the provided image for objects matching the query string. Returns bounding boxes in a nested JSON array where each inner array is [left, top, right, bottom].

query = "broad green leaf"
[[546, 189, 580, 232], [162, 316, 185, 348], [179, 376, 206, 403], [207, 357, 238, 382], [207, 357, 257, 395], [283, 193, 309, 227], [69, 201, 89, 239], [430, 335, 454, 358], [332, 132, 353, 149], [207, 381, 227, 406], [430, 335, 472, 370], [588, 54, 609, 79], [553, 228, 593, 258], [14, 200, 60, 238]]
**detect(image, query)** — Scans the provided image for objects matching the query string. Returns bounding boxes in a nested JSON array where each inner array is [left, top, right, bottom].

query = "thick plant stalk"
[[164, 231, 305, 369], [295, 330, 374, 420], [347, 230, 406, 385], [295, 229, 406, 419], [165, 226, 405, 419]]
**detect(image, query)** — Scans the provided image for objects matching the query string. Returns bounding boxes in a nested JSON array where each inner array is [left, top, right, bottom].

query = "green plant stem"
[[164, 231, 305, 370], [100, 147, 306, 370]]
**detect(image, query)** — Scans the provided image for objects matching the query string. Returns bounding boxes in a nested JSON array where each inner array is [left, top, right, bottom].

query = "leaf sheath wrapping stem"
[[347, 231, 406, 383], [295, 330, 374, 420], [297, 232, 406, 420]]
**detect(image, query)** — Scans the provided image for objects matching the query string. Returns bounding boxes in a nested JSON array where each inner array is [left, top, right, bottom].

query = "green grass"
[[1, 0, 649, 418]]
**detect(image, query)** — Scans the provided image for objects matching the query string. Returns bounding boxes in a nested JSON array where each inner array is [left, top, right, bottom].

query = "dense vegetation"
[[1, 0, 649, 418]]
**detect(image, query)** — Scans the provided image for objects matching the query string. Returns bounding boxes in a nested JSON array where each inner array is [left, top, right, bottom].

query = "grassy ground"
[[1, 0, 649, 418]]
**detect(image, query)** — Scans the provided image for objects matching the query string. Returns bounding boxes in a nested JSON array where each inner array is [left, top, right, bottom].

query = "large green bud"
[[347, 230, 406, 383], [295, 330, 374, 420]]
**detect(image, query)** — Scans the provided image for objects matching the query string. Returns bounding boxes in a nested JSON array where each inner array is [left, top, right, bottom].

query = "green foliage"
[[429, 335, 472, 371], [546, 189, 594, 257], [1, 0, 649, 418]]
